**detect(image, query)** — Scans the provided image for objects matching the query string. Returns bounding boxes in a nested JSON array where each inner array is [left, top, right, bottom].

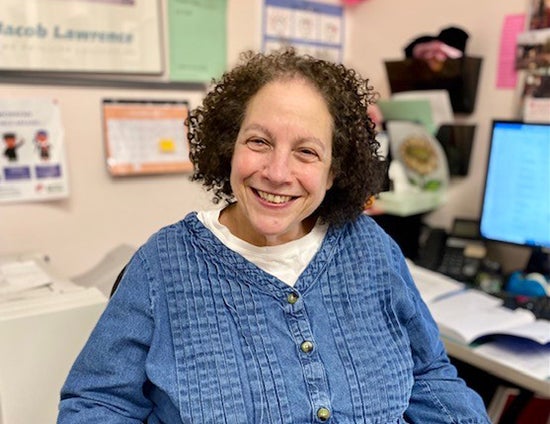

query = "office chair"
[[110, 265, 127, 297]]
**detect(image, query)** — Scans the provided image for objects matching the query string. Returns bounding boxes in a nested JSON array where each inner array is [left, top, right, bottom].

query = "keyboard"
[[501, 294, 550, 320]]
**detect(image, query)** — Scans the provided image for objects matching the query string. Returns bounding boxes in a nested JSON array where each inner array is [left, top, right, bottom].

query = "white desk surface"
[[444, 338, 550, 396], [408, 261, 550, 397]]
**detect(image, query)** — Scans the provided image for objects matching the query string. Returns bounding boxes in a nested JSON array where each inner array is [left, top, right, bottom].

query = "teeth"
[[257, 190, 292, 204]]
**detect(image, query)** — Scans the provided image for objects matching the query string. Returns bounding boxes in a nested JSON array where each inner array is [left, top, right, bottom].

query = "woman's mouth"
[[255, 189, 294, 204]]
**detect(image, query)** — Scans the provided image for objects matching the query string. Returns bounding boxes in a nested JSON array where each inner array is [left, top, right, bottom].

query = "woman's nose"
[[263, 150, 292, 183]]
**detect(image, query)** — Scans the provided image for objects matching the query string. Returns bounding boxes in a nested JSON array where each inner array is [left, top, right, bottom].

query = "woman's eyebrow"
[[241, 123, 272, 138]]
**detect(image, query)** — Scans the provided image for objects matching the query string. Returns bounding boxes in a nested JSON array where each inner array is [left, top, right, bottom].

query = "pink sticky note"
[[497, 14, 526, 89]]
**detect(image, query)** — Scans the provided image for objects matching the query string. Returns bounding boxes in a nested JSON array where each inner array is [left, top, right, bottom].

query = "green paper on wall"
[[167, 0, 227, 82], [378, 99, 436, 135]]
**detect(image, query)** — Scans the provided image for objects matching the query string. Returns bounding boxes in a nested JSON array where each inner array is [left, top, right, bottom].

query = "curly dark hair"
[[187, 48, 387, 226]]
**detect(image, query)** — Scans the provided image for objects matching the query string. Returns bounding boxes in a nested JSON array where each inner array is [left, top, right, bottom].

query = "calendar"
[[102, 100, 192, 176]]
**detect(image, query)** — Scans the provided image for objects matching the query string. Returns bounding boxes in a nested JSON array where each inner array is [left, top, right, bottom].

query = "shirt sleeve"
[[57, 251, 154, 423], [393, 249, 491, 424]]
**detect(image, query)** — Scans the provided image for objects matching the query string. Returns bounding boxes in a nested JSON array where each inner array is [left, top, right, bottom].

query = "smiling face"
[[220, 77, 334, 246]]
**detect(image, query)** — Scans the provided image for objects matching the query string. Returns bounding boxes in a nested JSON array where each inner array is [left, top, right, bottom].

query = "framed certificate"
[[102, 100, 192, 176], [0, 0, 163, 74]]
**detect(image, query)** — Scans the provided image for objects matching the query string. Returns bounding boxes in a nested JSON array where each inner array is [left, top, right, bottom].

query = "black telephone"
[[416, 218, 486, 282]]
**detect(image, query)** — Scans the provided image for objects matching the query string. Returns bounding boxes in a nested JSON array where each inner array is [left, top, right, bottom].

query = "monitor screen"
[[479, 120, 550, 252]]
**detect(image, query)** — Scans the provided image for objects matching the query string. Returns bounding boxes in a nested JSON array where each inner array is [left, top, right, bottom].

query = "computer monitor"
[[479, 120, 550, 275]]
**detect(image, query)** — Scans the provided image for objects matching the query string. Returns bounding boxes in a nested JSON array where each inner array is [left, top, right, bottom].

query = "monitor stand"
[[524, 247, 550, 276]]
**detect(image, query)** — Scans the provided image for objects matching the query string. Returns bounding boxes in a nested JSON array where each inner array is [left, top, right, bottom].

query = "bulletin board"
[[102, 100, 192, 177]]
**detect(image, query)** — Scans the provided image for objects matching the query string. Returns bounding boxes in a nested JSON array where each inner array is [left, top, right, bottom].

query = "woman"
[[58, 49, 490, 423]]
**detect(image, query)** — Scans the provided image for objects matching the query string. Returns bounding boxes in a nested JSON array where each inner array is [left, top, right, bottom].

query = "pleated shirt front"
[[58, 212, 489, 424]]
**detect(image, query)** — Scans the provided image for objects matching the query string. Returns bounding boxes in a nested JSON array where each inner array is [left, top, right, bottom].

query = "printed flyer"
[[0, 98, 69, 203], [263, 0, 344, 63]]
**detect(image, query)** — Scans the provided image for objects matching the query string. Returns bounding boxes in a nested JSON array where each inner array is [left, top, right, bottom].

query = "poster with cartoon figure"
[[0, 98, 69, 203]]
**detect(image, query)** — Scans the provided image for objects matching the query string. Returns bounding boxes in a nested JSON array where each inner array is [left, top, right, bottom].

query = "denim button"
[[317, 407, 331, 421], [287, 292, 299, 304], [300, 340, 314, 353]]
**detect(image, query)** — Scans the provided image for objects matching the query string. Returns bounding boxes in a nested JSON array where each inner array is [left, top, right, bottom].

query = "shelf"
[[372, 190, 446, 217], [0, 70, 206, 91]]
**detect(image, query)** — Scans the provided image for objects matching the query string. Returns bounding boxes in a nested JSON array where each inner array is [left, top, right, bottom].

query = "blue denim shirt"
[[58, 213, 490, 423]]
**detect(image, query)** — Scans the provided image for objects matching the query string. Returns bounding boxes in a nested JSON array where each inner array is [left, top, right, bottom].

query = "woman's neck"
[[218, 203, 317, 247]]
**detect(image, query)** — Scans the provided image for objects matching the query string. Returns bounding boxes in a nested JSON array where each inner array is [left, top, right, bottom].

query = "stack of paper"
[[407, 259, 464, 303], [427, 290, 546, 346]]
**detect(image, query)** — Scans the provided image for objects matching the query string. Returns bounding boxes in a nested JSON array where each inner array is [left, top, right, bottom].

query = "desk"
[[409, 262, 550, 399], [443, 338, 549, 396]]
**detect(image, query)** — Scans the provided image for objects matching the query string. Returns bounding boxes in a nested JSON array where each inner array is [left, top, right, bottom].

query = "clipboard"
[[102, 99, 192, 176]]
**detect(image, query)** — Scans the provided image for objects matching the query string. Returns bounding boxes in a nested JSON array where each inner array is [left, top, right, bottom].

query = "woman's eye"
[[297, 148, 319, 159], [246, 138, 269, 150]]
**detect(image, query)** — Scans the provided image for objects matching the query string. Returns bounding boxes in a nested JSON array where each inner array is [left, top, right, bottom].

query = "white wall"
[[2, 0, 532, 277], [1, 0, 262, 278], [345, 0, 526, 225], [343, 0, 531, 270]]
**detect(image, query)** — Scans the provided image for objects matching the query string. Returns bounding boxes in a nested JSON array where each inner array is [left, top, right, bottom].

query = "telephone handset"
[[416, 218, 486, 282]]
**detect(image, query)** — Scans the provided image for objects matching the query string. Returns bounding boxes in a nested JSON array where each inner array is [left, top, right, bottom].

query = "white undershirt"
[[196, 208, 328, 287]]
